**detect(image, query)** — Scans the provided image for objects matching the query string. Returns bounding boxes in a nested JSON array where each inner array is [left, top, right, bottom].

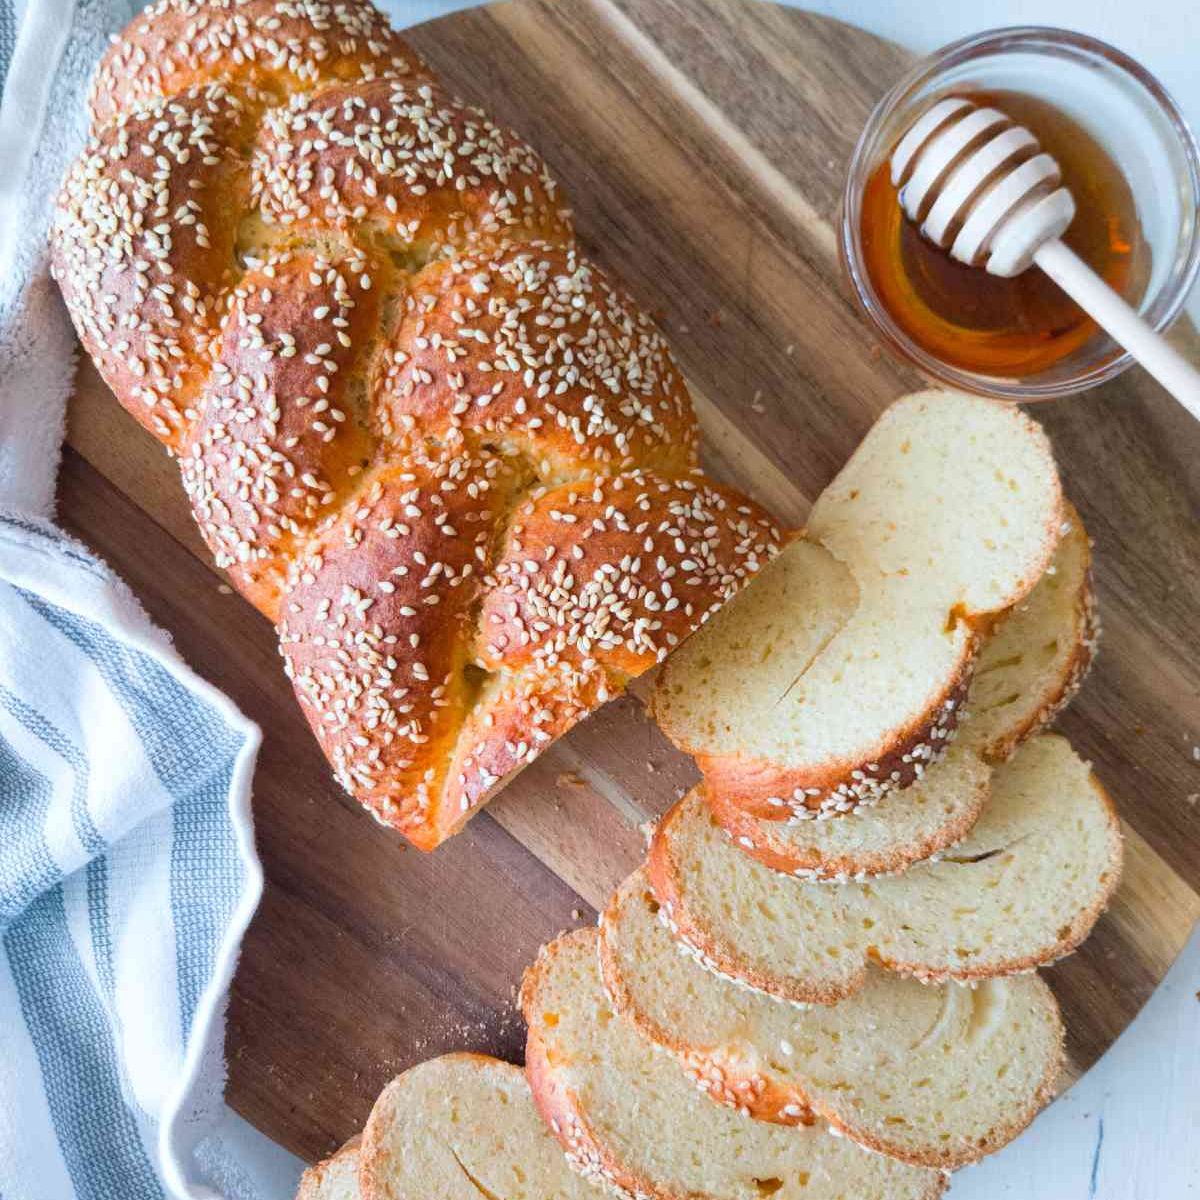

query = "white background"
[[219, 2, 1200, 1196]]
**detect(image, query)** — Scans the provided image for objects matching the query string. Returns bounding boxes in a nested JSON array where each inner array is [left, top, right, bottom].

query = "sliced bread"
[[359, 1053, 598, 1199], [297, 1136, 361, 1200], [707, 509, 1096, 879], [647, 734, 1122, 1004], [957, 503, 1097, 763], [653, 390, 1063, 821], [599, 868, 1063, 1168], [707, 739, 990, 881], [521, 929, 945, 1200]]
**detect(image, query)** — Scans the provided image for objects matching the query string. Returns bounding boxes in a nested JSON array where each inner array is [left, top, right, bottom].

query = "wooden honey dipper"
[[892, 97, 1200, 414]]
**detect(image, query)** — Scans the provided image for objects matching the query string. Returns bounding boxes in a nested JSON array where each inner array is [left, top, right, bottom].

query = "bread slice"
[[359, 1053, 598, 1199], [707, 508, 1096, 879], [600, 868, 1063, 1168], [647, 734, 1122, 1004], [707, 739, 990, 880], [957, 503, 1097, 763], [297, 1135, 361, 1200], [521, 929, 945, 1200], [654, 390, 1063, 820]]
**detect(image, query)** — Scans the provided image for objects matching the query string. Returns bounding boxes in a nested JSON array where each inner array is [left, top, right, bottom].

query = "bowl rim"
[[840, 24, 1200, 400]]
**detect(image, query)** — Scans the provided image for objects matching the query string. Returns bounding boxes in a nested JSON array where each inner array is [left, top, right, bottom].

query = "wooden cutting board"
[[60, 0, 1200, 1165]]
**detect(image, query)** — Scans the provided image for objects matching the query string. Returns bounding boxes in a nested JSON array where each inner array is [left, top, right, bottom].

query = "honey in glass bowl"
[[859, 90, 1153, 378]]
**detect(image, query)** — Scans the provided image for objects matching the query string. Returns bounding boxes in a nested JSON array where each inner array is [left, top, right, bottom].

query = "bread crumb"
[[217, 583, 233, 594], [571, 909, 583, 921], [556, 772, 586, 790]]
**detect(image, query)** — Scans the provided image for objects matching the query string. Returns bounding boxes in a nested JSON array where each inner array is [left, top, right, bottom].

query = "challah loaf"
[[358, 1054, 599, 1199], [521, 929, 945, 1200], [600, 869, 1064, 1168], [709, 508, 1096, 879], [648, 734, 1122, 1004], [52, 0, 781, 849], [653, 390, 1062, 821]]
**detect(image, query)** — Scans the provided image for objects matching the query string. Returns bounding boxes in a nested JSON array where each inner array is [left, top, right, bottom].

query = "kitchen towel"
[[0, 1, 275, 1197], [0, 511, 264, 1200]]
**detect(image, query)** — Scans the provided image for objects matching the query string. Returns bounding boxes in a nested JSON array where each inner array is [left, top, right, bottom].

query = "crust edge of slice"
[[599, 871, 1066, 1170]]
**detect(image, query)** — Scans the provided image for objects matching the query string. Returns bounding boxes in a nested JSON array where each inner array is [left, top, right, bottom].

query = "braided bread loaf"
[[52, 0, 781, 850]]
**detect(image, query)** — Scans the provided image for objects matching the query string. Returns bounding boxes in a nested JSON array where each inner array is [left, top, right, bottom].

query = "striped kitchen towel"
[[0, 7, 280, 1190], [0, 512, 267, 1200], [0, 0, 289, 1193]]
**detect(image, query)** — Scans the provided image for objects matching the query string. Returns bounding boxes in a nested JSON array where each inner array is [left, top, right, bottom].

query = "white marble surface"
[[237, 3, 1200, 1197]]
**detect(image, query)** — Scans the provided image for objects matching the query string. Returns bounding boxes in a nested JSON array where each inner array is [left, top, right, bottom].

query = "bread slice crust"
[[599, 869, 1065, 1169], [647, 735, 1123, 1005], [694, 663, 973, 822], [707, 739, 990, 880], [521, 929, 946, 1200], [359, 1052, 596, 1200], [653, 390, 1064, 823], [705, 508, 1097, 879], [960, 503, 1098, 765], [296, 1134, 361, 1200]]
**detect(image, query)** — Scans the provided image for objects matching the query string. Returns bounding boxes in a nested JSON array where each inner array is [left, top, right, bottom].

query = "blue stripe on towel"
[[17, 591, 248, 1026], [0, 684, 118, 1003], [84, 857, 116, 1005], [0, 731, 59, 922], [5, 884, 165, 1200], [169, 756, 242, 1027], [0, 683, 103, 856]]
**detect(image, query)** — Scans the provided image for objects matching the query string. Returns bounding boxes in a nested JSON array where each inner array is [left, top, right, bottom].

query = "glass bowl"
[[841, 26, 1200, 400]]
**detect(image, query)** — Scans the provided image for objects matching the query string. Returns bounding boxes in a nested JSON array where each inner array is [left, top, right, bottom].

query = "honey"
[[860, 90, 1151, 377]]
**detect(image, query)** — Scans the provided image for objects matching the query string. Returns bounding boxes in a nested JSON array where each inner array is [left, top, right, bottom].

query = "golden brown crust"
[[479, 472, 781, 680], [439, 666, 613, 840], [181, 244, 382, 619], [374, 241, 698, 477], [51, 84, 254, 450], [251, 77, 569, 255], [693, 660, 974, 823], [278, 451, 520, 846], [703, 768, 987, 881], [88, 0, 430, 127], [597, 882, 1065, 1169]]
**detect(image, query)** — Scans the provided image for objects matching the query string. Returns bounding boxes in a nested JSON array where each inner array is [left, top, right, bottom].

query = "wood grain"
[[57, 0, 1200, 1163]]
